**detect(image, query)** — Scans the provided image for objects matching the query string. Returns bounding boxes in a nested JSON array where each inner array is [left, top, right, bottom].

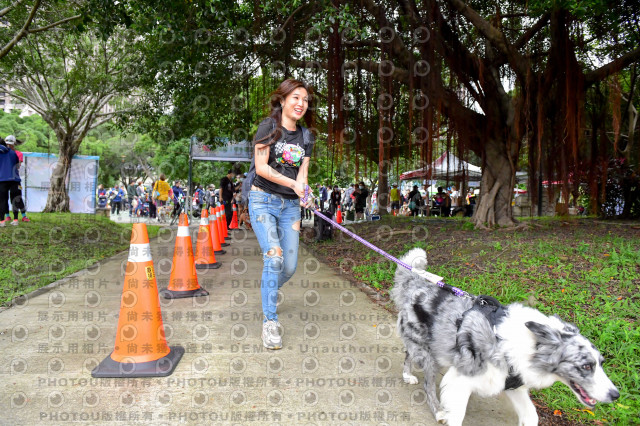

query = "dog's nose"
[[609, 389, 620, 401]]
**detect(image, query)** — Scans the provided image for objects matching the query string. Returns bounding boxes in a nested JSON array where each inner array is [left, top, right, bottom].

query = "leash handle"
[[301, 184, 312, 205]]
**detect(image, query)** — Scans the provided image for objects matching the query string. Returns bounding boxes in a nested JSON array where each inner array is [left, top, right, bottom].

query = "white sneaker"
[[10, 219, 18, 226], [0, 219, 5, 227], [262, 320, 282, 350]]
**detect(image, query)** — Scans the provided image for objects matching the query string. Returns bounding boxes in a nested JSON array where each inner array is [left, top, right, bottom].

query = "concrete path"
[[1, 225, 518, 425]]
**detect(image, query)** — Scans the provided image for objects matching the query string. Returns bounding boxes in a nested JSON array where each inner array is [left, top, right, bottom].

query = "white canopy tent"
[[399, 151, 482, 181]]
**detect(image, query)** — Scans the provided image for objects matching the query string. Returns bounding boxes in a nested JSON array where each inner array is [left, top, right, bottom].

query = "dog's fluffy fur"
[[392, 248, 619, 426]]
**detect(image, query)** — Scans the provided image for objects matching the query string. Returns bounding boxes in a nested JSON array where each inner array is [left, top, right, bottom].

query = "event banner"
[[191, 138, 252, 162], [22, 153, 99, 214]]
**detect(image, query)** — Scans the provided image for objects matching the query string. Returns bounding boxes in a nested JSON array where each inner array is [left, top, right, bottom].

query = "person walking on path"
[[0, 139, 19, 227], [4, 135, 29, 223], [248, 78, 315, 350], [353, 181, 368, 221]]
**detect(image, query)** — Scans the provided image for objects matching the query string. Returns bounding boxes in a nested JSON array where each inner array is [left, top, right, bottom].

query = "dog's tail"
[[391, 248, 428, 306], [399, 247, 428, 272]]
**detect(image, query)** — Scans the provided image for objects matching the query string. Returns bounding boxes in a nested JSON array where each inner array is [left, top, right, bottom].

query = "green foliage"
[[0, 213, 160, 306]]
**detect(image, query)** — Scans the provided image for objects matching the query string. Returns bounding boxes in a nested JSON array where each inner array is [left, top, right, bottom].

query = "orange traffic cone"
[[92, 223, 184, 377], [161, 214, 209, 299], [221, 204, 229, 238], [336, 205, 343, 224], [216, 206, 230, 247], [208, 207, 226, 255], [230, 204, 239, 229], [194, 208, 221, 269]]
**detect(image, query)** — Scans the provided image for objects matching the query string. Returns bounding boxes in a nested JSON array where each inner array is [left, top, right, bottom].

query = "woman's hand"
[[291, 181, 306, 198]]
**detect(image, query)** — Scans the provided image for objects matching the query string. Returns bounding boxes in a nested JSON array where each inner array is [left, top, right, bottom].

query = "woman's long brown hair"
[[254, 78, 314, 147]]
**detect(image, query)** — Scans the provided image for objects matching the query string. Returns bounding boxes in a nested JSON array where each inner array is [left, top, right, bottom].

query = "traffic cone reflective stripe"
[[230, 204, 239, 229], [194, 209, 220, 269], [208, 207, 226, 255], [162, 214, 209, 299], [92, 223, 184, 377], [216, 206, 230, 247], [221, 205, 229, 238]]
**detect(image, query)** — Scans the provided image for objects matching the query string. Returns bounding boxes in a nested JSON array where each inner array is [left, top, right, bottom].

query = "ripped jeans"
[[248, 190, 301, 322]]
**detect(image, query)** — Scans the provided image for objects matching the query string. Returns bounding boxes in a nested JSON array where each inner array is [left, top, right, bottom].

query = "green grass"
[[0, 213, 160, 306], [306, 217, 640, 424]]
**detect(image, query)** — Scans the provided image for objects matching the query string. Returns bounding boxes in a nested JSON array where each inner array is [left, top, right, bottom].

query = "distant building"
[[0, 90, 38, 116], [0, 89, 116, 117]]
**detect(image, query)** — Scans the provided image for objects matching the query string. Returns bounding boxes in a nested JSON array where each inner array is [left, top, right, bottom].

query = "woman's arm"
[[296, 157, 310, 186], [254, 144, 305, 197]]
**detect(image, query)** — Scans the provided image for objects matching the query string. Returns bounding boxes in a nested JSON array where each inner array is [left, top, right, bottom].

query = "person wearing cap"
[[389, 183, 400, 216], [0, 137, 20, 226], [3, 135, 29, 224]]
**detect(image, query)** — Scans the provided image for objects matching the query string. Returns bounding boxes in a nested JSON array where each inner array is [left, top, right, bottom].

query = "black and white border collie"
[[391, 248, 619, 426]]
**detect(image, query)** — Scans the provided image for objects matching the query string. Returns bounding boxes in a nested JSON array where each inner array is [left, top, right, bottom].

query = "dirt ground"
[[302, 216, 640, 426]]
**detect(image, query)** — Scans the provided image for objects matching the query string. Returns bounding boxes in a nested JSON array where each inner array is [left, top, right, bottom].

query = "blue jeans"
[[249, 190, 301, 322]]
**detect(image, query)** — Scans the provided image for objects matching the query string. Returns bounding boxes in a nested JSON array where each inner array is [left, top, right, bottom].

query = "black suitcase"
[[313, 210, 334, 241]]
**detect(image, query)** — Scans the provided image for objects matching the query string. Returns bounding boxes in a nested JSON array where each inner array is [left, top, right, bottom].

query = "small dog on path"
[[392, 248, 619, 426]]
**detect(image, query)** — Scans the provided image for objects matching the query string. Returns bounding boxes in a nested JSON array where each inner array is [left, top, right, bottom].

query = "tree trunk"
[[43, 136, 76, 213], [472, 138, 517, 228], [377, 109, 391, 216]]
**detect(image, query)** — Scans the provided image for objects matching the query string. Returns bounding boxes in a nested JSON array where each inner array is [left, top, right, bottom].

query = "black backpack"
[[241, 119, 312, 206], [412, 191, 423, 206]]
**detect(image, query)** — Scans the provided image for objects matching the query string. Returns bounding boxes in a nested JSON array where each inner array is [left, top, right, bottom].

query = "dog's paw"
[[519, 413, 539, 426], [435, 411, 449, 425], [402, 373, 419, 384]]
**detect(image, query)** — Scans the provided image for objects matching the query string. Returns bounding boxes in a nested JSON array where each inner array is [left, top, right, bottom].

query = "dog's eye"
[[582, 363, 593, 371]]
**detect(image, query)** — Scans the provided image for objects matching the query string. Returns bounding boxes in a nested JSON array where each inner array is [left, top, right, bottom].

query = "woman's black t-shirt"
[[252, 118, 314, 199]]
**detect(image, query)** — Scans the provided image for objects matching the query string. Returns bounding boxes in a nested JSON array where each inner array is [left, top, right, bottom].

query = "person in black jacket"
[[353, 181, 368, 221], [0, 140, 19, 227], [220, 170, 237, 229], [408, 185, 423, 217], [329, 185, 341, 214]]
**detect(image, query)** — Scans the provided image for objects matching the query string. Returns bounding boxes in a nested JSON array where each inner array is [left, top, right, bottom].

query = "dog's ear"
[[552, 315, 579, 336], [525, 321, 561, 345]]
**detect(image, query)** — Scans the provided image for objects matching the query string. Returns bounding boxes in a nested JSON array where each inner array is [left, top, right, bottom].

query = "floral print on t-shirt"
[[274, 141, 305, 167]]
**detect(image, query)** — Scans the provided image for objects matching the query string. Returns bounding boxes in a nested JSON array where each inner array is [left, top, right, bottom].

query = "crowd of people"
[[96, 169, 250, 230], [293, 181, 478, 221]]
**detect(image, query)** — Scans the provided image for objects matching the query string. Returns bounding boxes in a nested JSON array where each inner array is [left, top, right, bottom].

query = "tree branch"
[[514, 13, 549, 49], [445, 0, 529, 80], [0, 0, 41, 60], [279, 3, 307, 32], [0, 0, 26, 17], [585, 47, 640, 86], [28, 14, 82, 34]]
